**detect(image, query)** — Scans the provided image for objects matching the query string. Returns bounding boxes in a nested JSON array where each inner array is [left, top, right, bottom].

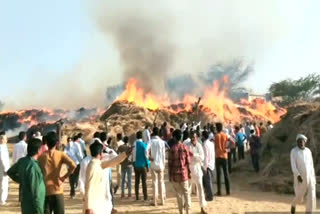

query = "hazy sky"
[[1, 0, 319, 109]]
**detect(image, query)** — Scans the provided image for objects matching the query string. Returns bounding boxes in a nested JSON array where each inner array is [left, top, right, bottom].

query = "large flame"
[[117, 77, 286, 123]]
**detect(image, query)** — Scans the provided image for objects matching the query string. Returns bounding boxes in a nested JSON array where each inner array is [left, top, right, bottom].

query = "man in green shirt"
[[7, 138, 46, 214]]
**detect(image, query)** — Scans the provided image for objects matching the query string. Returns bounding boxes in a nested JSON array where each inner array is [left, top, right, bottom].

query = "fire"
[[118, 77, 286, 123]]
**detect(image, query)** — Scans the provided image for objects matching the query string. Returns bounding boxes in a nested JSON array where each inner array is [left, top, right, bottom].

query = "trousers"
[[44, 194, 65, 214], [216, 158, 230, 194], [203, 168, 214, 200], [134, 167, 148, 200], [238, 146, 245, 160], [69, 164, 80, 197], [151, 169, 165, 205], [172, 181, 191, 214], [121, 167, 132, 197], [190, 175, 206, 208], [0, 175, 8, 204]]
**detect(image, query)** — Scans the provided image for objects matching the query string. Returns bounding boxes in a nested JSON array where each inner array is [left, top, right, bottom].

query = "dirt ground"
[[0, 144, 318, 214]]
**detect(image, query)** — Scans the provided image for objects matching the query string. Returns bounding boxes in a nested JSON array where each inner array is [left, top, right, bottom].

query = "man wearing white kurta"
[[0, 133, 10, 205], [185, 131, 207, 214], [147, 127, 166, 206], [12, 131, 28, 164], [84, 140, 127, 214], [290, 134, 316, 214]]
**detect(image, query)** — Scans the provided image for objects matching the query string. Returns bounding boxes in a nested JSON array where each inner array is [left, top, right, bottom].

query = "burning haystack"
[[255, 101, 320, 194]]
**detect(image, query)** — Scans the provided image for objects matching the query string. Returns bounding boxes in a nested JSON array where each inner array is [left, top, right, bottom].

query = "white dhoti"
[[292, 178, 316, 213], [189, 175, 206, 208]]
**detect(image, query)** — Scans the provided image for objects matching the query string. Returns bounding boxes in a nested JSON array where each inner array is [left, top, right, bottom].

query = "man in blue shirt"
[[235, 126, 247, 160], [133, 131, 149, 201]]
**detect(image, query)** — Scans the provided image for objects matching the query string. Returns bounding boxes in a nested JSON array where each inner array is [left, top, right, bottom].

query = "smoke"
[[94, 0, 288, 100]]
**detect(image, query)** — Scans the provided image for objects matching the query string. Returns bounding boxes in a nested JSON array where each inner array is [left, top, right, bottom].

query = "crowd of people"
[[0, 119, 316, 214]]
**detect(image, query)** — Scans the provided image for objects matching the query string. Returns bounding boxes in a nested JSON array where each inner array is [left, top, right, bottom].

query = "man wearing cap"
[[290, 134, 316, 214]]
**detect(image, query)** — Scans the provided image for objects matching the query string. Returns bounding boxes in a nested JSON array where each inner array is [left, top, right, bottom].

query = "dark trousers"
[[134, 167, 148, 200], [227, 152, 233, 174], [230, 148, 237, 163], [216, 158, 230, 195], [44, 194, 65, 214], [251, 153, 260, 172], [202, 168, 214, 200], [69, 164, 80, 197], [238, 146, 245, 160], [110, 178, 115, 207]]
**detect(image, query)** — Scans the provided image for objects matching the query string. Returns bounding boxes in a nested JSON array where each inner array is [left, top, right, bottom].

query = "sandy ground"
[[0, 144, 317, 214]]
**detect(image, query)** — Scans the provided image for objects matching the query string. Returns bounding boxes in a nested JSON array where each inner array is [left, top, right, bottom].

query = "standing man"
[[235, 126, 246, 160], [118, 136, 133, 199], [78, 133, 87, 157], [143, 125, 151, 144], [65, 135, 84, 199], [38, 131, 76, 214], [249, 130, 261, 173], [0, 131, 9, 206], [7, 138, 46, 214], [185, 131, 207, 214], [290, 134, 316, 214], [115, 133, 124, 193], [215, 123, 231, 196], [12, 131, 28, 163], [202, 130, 215, 202], [168, 129, 191, 214], [84, 141, 128, 214], [147, 127, 166, 206], [133, 131, 149, 201]]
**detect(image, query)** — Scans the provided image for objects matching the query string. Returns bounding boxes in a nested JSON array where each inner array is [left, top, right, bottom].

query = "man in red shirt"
[[215, 123, 231, 196], [168, 129, 191, 214]]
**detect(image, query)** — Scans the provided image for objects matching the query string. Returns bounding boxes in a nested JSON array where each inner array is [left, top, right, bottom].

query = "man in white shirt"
[[65, 135, 84, 198], [147, 127, 166, 206], [78, 133, 87, 157], [143, 125, 151, 144], [12, 132, 28, 164], [185, 131, 207, 214], [202, 130, 215, 202], [290, 134, 316, 214], [0, 132, 10, 206]]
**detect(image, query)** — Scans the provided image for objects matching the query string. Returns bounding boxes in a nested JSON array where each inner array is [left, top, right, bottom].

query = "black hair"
[[216, 123, 223, 132], [100, 132, 107, 142], [42, 135, 48, 145], [0, 131, 5, 136], [18, 131, 26, 141], [183, 130, 189, 141], [77, 133, 83, 138], [46, 131, 58, 149], [93, 132, 101, 139], [107, 137, 112, 145], [172, 129, 182, 142], [152, 127, 159, 136], [235, 126, 240, 132], [123, 136, 129, 144], [90, 140, 103, 157], [136, 131, 143, 139], [116, 133, 122, 141], [67, 137, 72, 142], [27, 138, 42, 156], [250, 129, 255, 134], [202, 130, 209, 140], [73, 135, 79, 142]]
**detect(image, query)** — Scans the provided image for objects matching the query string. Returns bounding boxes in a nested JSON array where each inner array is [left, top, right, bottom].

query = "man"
[[259, 122, 267, 137], [249, 130, 261, 172], [168, 129, 191, 214], [185, 131, 207, 214], [147, 127, 166, 206], [133, 131, 149, 201], [235, 126, 246, 160], [65, 135, 84, 199], [215, 123, 230, 196], [290, 134, 316, 214], [7, 138, 46, 214], [202, 130, 215, 202], [225, 129, 236, 174], [12, 131, 28, 163], [78, 133, 87, 157], [143, 125, 151, 144], [84, 141, 128, 214], [160, 122, 170, 142], [38, 131, 76, 214], [0, 132, 9, 206], [115, 133, 124, 192], [118, 136, 133, 199]]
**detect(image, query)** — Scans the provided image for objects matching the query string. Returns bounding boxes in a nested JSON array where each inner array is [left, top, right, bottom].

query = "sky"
[[0, 0, 319, 110]]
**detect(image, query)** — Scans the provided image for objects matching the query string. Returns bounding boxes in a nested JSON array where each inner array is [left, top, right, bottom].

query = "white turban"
[[90, 138, 103, 145], [296, 134, 307, 142]]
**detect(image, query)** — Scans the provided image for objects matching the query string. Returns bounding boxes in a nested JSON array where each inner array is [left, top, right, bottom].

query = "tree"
[[269, 73, 320, 106]]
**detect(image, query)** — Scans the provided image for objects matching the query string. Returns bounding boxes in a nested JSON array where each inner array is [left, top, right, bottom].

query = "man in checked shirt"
[[168, 129, 192, 214]]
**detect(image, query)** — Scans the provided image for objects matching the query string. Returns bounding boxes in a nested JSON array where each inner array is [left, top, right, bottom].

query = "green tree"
[[269, 73, 320, 106]]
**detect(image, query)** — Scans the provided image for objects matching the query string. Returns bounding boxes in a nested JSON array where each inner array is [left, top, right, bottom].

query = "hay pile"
[[255, 102, 320, 194]]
